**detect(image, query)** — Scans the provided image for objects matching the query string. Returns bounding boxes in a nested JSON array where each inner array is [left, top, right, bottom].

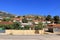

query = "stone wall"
[[5, 30, 44, 35]]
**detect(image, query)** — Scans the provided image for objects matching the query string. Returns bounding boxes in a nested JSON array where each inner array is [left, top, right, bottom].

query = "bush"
[[2, 17, 11, 21], [35, 25, 43, 30], [0, 22, 21, 30], [34, 22, 44, 30], [24, 25, 30, 30], [12, 22, 21, 30], [22, 18, 28, 23]]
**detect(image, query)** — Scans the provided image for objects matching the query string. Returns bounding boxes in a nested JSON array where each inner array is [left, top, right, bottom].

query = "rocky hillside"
[[0, 11, 15, 17]]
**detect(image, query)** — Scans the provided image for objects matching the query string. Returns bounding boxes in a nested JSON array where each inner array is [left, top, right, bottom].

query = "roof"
[[0, 21, 13, 25], [47, 24, 60, 28], [11, 18, 22, 21]]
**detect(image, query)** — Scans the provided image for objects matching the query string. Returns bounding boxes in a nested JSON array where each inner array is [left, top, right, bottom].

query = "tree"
[[53, 16, 60, 24], [0, 24, 14, 29], [34, 22, 44, 34], [23, 16, 26, 18], [4, 24, 14, 29], [13, 22, 21, 29], [17, 16, 21, 18], [35, 16, 39, 20], [24, 25, 30, 30], [46, 15, 52, 21], [8, 24, 15, 29], [0, 22, 21, 30], [2, 17, 11, 21], [0, 24, 5, 30], [22, 18, 28, 23], [10, 16, 15, 18], [35, 22, 44, 30]]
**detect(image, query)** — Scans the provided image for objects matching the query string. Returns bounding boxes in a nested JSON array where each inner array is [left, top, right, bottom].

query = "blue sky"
[[0, 0, 60, 16]]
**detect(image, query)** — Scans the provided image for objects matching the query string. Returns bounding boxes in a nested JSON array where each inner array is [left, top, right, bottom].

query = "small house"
[[47, 24, 60, 34]]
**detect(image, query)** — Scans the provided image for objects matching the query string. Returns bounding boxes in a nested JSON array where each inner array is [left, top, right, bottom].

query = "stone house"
[[47, 24, 60, 34]]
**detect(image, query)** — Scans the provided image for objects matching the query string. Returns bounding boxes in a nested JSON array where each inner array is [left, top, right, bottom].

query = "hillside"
[[0, 11, 15, 17]]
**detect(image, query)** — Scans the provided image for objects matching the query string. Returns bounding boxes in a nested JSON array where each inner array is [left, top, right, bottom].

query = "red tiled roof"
[[47, 24, 60, 28], [0, 21, 13, 25], [11, 18, 22, 21], [33, 19, 45, 22]]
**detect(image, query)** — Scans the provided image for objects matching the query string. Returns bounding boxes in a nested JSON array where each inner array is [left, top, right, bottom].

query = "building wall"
[[53, 28, 60, 34], [4, 30, 44, 35]]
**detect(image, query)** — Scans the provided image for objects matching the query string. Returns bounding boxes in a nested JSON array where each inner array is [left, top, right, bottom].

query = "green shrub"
[[24, 25, 30, 30], [34, 22, 44, 30]]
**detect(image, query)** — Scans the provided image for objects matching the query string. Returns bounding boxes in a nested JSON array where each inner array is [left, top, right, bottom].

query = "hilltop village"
[[0, 11, 60, 35]]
